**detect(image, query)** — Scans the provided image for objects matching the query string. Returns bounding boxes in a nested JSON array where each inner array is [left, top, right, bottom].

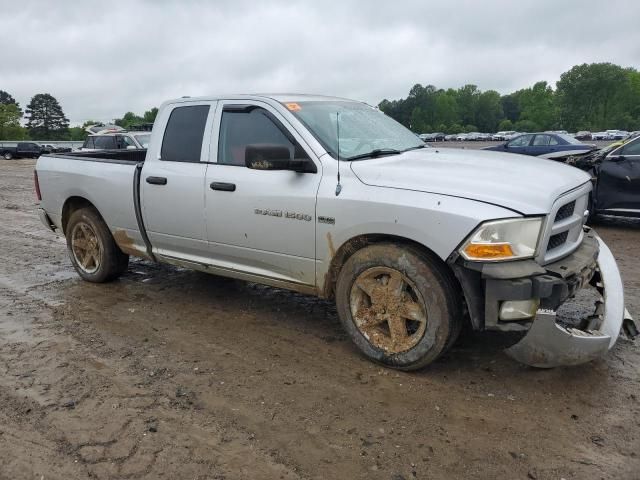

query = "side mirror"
[[503, 143, 509, 149], [609, 155, 625, 162], [126, 145, 137, 150], [245, 144, 316, 173]]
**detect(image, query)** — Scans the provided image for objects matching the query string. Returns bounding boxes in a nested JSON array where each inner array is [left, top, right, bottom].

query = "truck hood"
[[349, 148, 591, 215]]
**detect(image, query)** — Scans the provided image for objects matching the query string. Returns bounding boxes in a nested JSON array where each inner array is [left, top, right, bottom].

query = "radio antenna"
[[335, 112, 342, 196]]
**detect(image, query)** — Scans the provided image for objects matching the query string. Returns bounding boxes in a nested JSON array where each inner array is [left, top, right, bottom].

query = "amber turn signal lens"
[[463, 243, 514, 260]]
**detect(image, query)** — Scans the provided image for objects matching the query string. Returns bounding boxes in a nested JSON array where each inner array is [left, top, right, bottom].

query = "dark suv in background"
[[0, 142, 43, 160]]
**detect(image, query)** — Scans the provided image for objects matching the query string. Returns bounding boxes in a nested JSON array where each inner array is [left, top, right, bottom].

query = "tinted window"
[[620, 139, 640, 156], [218, 108, 307, 166], [94, 136, 117, 149], [83, 137, 95, 149], [161, 105, 210, 162], [508, 135, 532, 147]]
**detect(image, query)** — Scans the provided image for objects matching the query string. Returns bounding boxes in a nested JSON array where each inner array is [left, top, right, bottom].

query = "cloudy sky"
[[1, 0, 639, 125]]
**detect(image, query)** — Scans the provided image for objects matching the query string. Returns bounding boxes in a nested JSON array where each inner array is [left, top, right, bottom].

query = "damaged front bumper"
[[452, 230, 637, 368], [505, 235, 633, 367]]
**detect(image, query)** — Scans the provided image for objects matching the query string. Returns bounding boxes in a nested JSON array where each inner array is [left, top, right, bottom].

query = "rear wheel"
[[3, 152, 13, 160], [335, 243, 462, 370], [66, 207, 129, 282]]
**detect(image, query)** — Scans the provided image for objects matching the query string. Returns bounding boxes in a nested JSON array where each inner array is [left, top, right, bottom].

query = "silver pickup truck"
[[35, 94, 634, 370]]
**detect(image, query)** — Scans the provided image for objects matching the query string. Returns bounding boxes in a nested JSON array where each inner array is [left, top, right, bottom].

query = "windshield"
[[133, 134, 151, 148], [286, 101, 423, 160]]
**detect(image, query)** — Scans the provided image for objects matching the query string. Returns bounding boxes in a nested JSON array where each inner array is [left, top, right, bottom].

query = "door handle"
[[210, 182, 236, 192], [146, 176, 167, 185]]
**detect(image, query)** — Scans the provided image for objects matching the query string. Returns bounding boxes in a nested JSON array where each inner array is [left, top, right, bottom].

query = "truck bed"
[[37, 151, 146, 253]]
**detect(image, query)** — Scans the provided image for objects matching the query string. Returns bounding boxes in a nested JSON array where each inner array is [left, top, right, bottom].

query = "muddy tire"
[[335, 243, 462, 370], [66, 207, 129, 283]]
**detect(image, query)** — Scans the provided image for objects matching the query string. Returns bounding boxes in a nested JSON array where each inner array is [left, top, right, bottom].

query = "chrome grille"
[[538, 183, 591, 264]]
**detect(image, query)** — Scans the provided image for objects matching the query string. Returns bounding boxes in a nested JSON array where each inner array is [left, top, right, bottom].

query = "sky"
[[1, 0, 639, 125]]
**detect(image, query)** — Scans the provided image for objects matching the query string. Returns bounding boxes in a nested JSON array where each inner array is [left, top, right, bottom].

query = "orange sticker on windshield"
[[285, 102, 301, 111]]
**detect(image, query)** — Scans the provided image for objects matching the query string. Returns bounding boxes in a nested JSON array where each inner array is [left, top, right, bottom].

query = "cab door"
[[141, 101, 217, 262], [597, 138, 640, 214], [204, 101, 322, 286]]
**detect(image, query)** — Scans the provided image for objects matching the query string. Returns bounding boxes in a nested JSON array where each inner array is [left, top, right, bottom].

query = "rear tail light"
[[34, 170, 42, 201]]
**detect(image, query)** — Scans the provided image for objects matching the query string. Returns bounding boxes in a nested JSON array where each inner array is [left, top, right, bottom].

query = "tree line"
[[0, 91, 158, 141], [2, 62, 639, 141], [379, 62, 640, 134]]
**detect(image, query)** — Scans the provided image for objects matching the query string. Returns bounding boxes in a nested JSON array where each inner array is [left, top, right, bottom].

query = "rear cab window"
[[161, 105, 210, 162], [94, 136, 117, 149]]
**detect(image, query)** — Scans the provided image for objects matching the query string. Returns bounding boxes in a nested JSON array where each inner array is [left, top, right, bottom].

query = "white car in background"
[[80, 131, 151, 151], [492, 131, 514, 141], [503, 131, 520, 140], [592, 131, 608, 140]]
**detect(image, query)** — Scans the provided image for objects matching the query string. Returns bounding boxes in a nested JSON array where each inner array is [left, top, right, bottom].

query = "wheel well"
[[61, 197, 97, 235], [323, 234, 454, 298]]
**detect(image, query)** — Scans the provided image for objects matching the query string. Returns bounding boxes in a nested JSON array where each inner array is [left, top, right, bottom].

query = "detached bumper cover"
[[505, 234, 629, 367]]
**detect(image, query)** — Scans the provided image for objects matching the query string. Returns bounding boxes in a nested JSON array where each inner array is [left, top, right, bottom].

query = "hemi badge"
[[318, 216, 335, 225]]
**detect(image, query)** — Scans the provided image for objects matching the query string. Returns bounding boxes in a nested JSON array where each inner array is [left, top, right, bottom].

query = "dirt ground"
[[0, 158, 638, 480]]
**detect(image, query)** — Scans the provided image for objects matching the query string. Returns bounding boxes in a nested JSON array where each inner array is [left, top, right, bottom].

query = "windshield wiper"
[[346, 148, 401, 161], [402, 145, 427, 152]]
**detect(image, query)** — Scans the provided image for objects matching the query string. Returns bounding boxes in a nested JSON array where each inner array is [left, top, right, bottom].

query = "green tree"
[[497, 119, 514, 131], [500, 94, 520, 122], [514, 119, 539, 132], [69, 127, 87, 141], [0, 90, 21, 115], [516, 81, 556, 130], [556, 63, 637, 131], [114, 111, 144, 129], [475, 90, 503, 132], [456, 84, 480, 126], [0, 103, 26, 139], [143, 107, 158, 124], [25, 93, 69, 140]]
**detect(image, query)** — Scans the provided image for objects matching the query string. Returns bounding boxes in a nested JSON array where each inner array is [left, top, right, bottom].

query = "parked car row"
[[0, 142, 72, 160], [419, 129, 638, 143], [576, 130, 629, 141]]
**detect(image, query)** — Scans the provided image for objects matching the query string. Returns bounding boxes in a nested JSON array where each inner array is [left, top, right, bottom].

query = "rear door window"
[[532, 135, 550, 146], [161, 105, 210, 162]]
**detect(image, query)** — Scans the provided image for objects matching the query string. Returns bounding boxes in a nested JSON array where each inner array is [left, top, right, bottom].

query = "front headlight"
[[460, 217, 543, 262]]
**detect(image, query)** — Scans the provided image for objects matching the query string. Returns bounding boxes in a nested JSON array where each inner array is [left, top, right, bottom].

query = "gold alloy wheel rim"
[[349, 267, 428, 354], [71, 221, 102, 274]]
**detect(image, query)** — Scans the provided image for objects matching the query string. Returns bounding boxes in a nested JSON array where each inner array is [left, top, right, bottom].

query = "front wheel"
[[335, 244, 462, 370], [66, 207, 129, 283], [3, 152, 13, 160]]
